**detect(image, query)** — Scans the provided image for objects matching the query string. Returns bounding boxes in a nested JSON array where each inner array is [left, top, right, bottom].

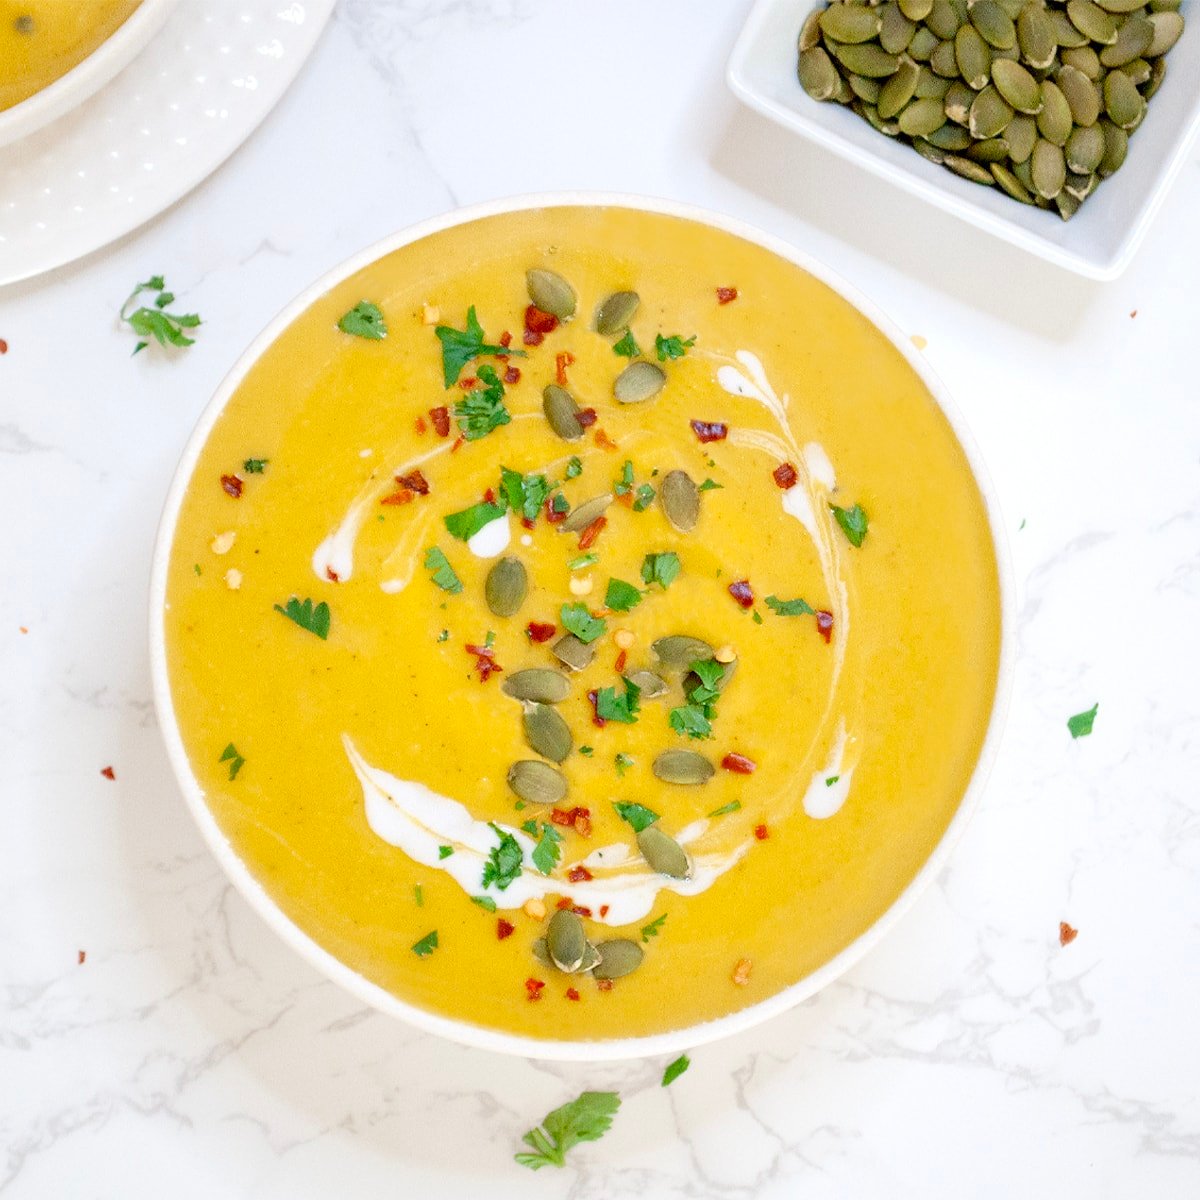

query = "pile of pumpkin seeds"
[[796, 0, 1186, 219]]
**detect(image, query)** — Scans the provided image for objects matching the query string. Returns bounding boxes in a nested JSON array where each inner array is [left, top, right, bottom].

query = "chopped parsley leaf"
[[552, 493, 570, 514], [120, 274, 201, 354], [338, 300, 387, 340], [532, 823, 563, 875], [830, 502, 869, 548], [708, 800, 741, 817], [765, 594, 815, 617], [435, 305, 522, 387], [193, 563, 202, 576], [560, 602, 606, 644], [424, 546, 463, 594], [595, 677, 641, 724], [520, 819, 539, 837], [568, 553, 599, 571], [826, 775, 840, 787], [482, 823, 524, 891], [752, 609, 764, 625], [640, 551, 681, 590], [219, 743, 245, 781], [565, 456, 583, 479], [438, 845, 454, 859], [454, 365, 511, 440], [698, 478, 723, 492], [444, 500, 506, 542], [579, 745, 594, 757], [669, 704, 713, 740], [242, 458, 268, 474], [612, 330, 641, 358], [661, 1055, 690, 1087], [614, 460, 635, 496], [641, 913, 667, 942], [514, 1091, 621, 1171], [613, 801, 658, 833], [615, 752, 634, 777], [273, 596, 330, 640], [414, 884, 423, 907], [501, 466, 554, 521], [471, 895, 497, 912], [1067, 703, 1099, 739], [411, 930, 438, 957], [604, 578, 642, 612], [632, 483, 656, 512], [655, 333, 696, 361], [437, 628, 450, 642]]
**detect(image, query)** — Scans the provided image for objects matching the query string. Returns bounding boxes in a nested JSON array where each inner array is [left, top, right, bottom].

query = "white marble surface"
[[3, 1, 1199, 1195]]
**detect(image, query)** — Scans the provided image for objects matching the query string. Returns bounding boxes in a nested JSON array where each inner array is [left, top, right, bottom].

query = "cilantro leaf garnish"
[[273, 596, 330, 640], [632, 483, 656, 512], [641, 552, 681, 590], [596, 677, 641, 724], [579, 745, 594, 757], [615, 752, 634, 777], [414, 884, 424, 907], [219, 743, 245, 781], [669, 704, 713, 740], [688, 659, 726, 702], [1067, 703, 1098, 739], [612, 330, 640, 358], [435, 305, 522, 387], [661, 1055, 690, 1087], [454, 365, 511, 440], [830, 502, 869, 548], [565, 456, 583, 479], [424, 546, 463, 594], [614, 460, 635, 496], [120, 274, 201, 355], [471, 895, 497, 912], [655, 333, 696, 361], [514, 1091, 621, 1171], [411, 930, 438, 957], [444, 500, 506, 541], [337, 300, 387, 340], [604, 578, 642, 613], [765, 594, 815, 616], [708, 800, 741, 817], [568, 553, 599, 571], [613, 801, 658, 833], [500, 466, 553, 520], [242, 458, 268, 474], [752, 609, 764, 625], [698, 478, 723, 492], [438, 845, 454, 859], [482, 823, 524, 891], [641, 913, 667, 942], [532, 823, 563, 875], [560, 602, 606, 644], [825, 775, 839, 787]]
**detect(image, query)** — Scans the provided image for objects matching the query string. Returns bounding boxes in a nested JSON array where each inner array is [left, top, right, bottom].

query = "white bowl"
[[148, 192, 1016, 1061], [727, 0, 1200, 280], [0, 0, 175, 149]]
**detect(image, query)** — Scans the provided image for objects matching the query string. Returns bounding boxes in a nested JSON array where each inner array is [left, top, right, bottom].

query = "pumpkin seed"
[[857, 99, 901, 135], [1067, 0, 1117, 44], [547, 908, 587, 972], [1061, 46, 1102, 79], [1065, 122, 1105, 173], [1119, 58, 1151, 87], [1031, 138, 1066, 198], [551, 633, 595, 672], [652, 749, 716, 785], [899, 0, 934, 19], [502, 668, 571, 704], [914, 66, 951, 98], [798, 8, 822, 51], [1147, 10, 1184, 56], [1094, 0, 1150, 11], [820, 3, 882, 43], [967, 136, 1011, 163], [847, 73, 880, 102], [1057, 65, 1101, 126], [1144, 57, 1166, 101], [955, 24, 992, 88], [637, 826, 692, 880], [930, 38, 960, 76], [1065, 170, 1098, 201], [945, 154, 996, 184], [1098, 118, 1128, 175], [560, 492, 612, 533], [614, 359, 666, 404], [651, 635, 715, 670], [543, 384, 585, 441], [1005, 112, 1038, 161], [798, 46, 840, 100], [1012, 154, 1036, 191], [969, 85, 1013, 138], [526, 269, 576, 320], [969, 0, 1015, 48], [878, 58, 920, 118], [1016, 2, 1056, 68], [506, 759, 568, 806], [899, 95, 948, 136], [1101, 14, 1153, 67], [523, 702, 573, 763], [990, 58, 1041, 113], [1103, 68, 1144, 128], [1036, 80, 1073, 146], [592, 938, 644, 980], [661, 469, 701, 533], [531, 937, 551, 966], [944, 79, 975, 124], [1149, 1, 1182, 12], [1048, 7, 1089, 47], [908, 25, 939, 59], [595, 291, 640, 336], [991, 161, 1034, 202], [627, 669, 669, 698], [880, 3, 917, 53], [832, 72, 856, 105], [913, 137, 947, 164], [485, 556, 527, 618], [925, 0, 961, 40], [834, 42, 901, 76], [1056, 189, 1082, 220], [926, 121, 973, 149]]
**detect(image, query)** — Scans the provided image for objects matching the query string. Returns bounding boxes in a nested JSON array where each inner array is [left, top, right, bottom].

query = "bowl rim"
[[0, 0, 177, 149], [148, 190, 1017, 1062]]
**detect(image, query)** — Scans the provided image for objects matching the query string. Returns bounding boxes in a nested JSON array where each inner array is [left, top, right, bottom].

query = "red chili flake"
[[716, 286, 739, 305], [325, 567, 341, 583], [527, 621, 557, 643], [586, 689, 606, 728], [599, 904, 610, 918], [568, 866, 594, 883], [616, 490, 634, 508], [596, 978, 614, 992], [565, 987, 581, 1001], [773, 461, 798, 490], [77, 950, 86, 965], [614, 649, 628, 674], [220, 473, 244, 499], [484, 487, 496, 504], [594, 428, 619, 452], [380, 488, 414, 506], [578, 515, 607, 550], [721, 752, 756, 775], [499, 330, 513, 348], [728, 579, 754, 608], [523, 304, 559, 345], [464, 643, 502, 682], [450, 435, 465, 454], [555, 897, 572, 910], [0, 338, 7, 354], [691, 420, 729, 443], [551, 805, 590, 828], [816, 610, 834, 643], [525, 977, 546, 1001], [414, 415, 428, 435], [576, 407, 598, 428], [755, 823, 769, 840], [397, 469, 430, 495], [458, 375, 477, 390], [19, 626, 28, 634], [1129, 310, 1138, 320], [504, 365, 521, 385], [571, 905, 592, 918], [574, 812, 592, 838], [555, 351, 575, 386], [497, 918, 515, 940], [544, 496, 567, 525], [520, 516, 535, 530], [100, 766, 116, 781], [1059, 922, 1078, 946], [429, 406, 450, 437]]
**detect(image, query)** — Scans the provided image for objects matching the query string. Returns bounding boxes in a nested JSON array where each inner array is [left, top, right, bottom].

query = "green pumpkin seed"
[[930, 38, 960, 76], [991, 58, 1042, 113], [506, 759, 568, 806], [502, 668, 571, 704], [857, 99, 901, 135], [1144, 56, 1166, 100], [552, 633, 595, 672], [914, 66, 952, 97], [485, 556, 527, 618], [1098, 119, 1129, 176], [1036, 80, 1073, 145], [1065, 170, 1098, 201], [798, 8, 822, 51], [969, 0, 1016, 48], [595, 291, 640, 336], [1094, 0, 1150, 11], [944, 79, 976, 124], [1147, 10, 1184, 56], [1149, 1, 1182, 12], [1061, 46, 1102, 78], [592, 938, 644, 980], [899, 0, 934, 19], [1012, 155, 1036, 191], [522, 702, 572, 763], [531, 937, 551, 966], [880, 3, 917, 53], [835, 42, 901, 76], [1067, 0, 1117, 44], [926, 121, 973, 149], [542, 384, 585, 441], [832, 72, 857, 105], [637, 826, 692, 880], [1057, 65, 1101, 126], [820, 3, 882, 43], [1103, 68, 1144, 128], [526, 269, 576, 320], [1056, 190, 1082, 221], [651, 635, 715, 670], [955, 24, 992, 88], [1016, 2, 1056, 68], [1005, 112, 1038, 161], [1065, 122, 1106, 172], [898, 95, 948, 135], [991, 162, 1034, 202], [908, 25, 939, 58], [798, 46, 840, 100], [626, 669, 669, 699], [966, 136, 1011, 163], [968, 85, 1013, 138], [1119, 58, 1152, 86], [661, 469, 701, 533], [849, 73, 883, 103], [1031, 138, 1067, 198], [547, 909, 587, 972], [1100, 14, 1153, 66], [878, 58, 921, 118], [652, 749, 716, 785], [913, 137, 947, 164], [614, 359, 666, 404], [1048, 8, 1089, 46], [925, 0, 961, 40], [944, 154, 996, 184], [560, 492, 613, 533]]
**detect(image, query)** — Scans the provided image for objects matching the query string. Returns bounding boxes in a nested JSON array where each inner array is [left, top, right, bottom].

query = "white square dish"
[[727, 0, 1200, 280]]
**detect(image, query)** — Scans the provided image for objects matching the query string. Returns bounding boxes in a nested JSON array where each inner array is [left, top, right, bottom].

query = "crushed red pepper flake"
[[816, 610, 834, 643], [1059, 922, 1078, 946], [525, 977, 546, 1001], [728, 579, 754, 608], [19, 626, 28, 634], [397, 469, 430, 495], [568, 866, 594, 883], [614, 649, 628, 674], [499, 330, 513, 348], [574, 811, 592, 838], [458, 375, 477, 390], [596, 978, 614, 992], [496, 918, 515, 940], [414, 415, 427, 435], [551, 805, 590, 828], [586, 689, 606, 728], [690, 419, 729, 444], [0, 338, 7, 354], [220, 473, 244, 499], [576, 407, 598, 429], [464, 643, 502, 682], [773, 461, 798, 490], [325, 567, 341, 583], [578, 515, 607, 550], [527, 620, 557, 643], [555, 351, 575, 386], [429, 406, 450, 437], [504, 365, 521, 385], [100, 766, 116, 781], [523, 305, 558, 345], [544, 496, 567, 525], [754, 823, 769, 840], [571, 905, 592, 918], [484, 487, 497, 505], [594, 428, 619, 451], [599, 904, 609, 918], [565, 987, 581, 1001], [721, 752, 756, 775], [380, 488, 414, 506], [450, 435, 465, 453], [555, 897, 572, 910], [716, 286, 739, 305], [77, 950, 86, 965], [520, 516, 535, 530]]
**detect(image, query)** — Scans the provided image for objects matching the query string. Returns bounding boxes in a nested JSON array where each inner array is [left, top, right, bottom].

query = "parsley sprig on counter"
[[515, 1092, 621, 1171], [120, 275, 201, 355]]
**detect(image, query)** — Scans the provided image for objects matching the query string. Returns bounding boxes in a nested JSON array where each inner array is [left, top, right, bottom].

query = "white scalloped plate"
[[0, 0, 334, 286]]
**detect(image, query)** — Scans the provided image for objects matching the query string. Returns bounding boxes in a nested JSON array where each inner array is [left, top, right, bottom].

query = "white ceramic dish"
[[148, 192, 1016, 1062], [0, 0, 175, 149], [727, 0, 1200, 280]]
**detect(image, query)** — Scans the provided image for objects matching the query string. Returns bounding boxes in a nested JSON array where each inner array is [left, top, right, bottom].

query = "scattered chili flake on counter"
[[721, 753, 756, 775], [429, 405, 451, 437], [716, 287, 738, 305], [100, 766, 116, 781], [526, 621, 556, 643], [77, 950, 86, 965], [497, 918, 515, 940], [220, 474, 244, 499], [754, 823, 769, 840], [0, 338, 7, 354], [1059, 922, 1078, 946], [773, 461, 798, 490], [525, 977, 546, 1001], [556, 351, 575, 385], [816, 610, 834, 643], [691, 420, 728, 443], [728, 579, 754, 608]]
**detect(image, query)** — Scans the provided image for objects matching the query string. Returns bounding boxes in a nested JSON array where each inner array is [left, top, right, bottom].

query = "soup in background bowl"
[[150, 196, 1012, 1059]]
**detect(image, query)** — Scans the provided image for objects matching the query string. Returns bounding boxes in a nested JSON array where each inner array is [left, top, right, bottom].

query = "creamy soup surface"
[[0, 1, 141, 111], [164, 207, 1001, 1041]]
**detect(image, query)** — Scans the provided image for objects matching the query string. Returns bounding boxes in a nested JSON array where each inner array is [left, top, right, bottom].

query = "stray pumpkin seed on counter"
[[797, 0, 1186, 220], [163, 205, 1001, 1042]]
